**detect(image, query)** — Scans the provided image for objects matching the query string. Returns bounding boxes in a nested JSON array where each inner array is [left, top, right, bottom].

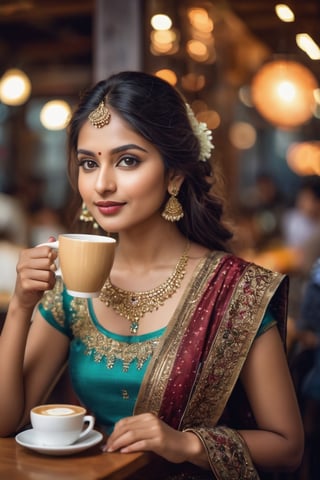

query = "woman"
[[0, 71, 303, 479]]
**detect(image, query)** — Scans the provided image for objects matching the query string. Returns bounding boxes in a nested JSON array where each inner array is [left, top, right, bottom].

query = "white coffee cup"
[[39, 233, 117, 298], [30, 404, 95, 446]]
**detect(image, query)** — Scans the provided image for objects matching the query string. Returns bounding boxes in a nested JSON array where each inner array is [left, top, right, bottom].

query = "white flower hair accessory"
[[186, 103, 214, 162]]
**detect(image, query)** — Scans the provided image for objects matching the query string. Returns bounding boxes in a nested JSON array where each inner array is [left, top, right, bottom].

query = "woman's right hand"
[[13, 240, 58, 311]]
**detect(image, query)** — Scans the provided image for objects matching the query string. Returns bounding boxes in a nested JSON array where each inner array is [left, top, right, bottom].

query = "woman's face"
[[76, 108, 170, 233]]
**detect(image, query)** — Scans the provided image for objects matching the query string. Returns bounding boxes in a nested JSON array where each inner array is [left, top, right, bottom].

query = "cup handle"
[[36, 240, 59, 249], [79, 415, 95, 440], [36, 240, 61, 275]]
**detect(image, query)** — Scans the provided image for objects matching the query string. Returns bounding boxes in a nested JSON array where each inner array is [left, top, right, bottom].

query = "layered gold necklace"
[[99, 243, 190, 334]]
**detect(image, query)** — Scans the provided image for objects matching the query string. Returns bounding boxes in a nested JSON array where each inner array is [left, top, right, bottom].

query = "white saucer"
[[15, 429, 103, 456]]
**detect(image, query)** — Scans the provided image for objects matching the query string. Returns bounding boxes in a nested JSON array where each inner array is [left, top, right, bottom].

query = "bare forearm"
[[0, 298, 34, 436], [239, 429, 303, 471], [184, 425, 303, 476]]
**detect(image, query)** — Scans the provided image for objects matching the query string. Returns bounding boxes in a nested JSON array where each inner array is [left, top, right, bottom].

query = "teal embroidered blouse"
[[38, 280, 275, 434]]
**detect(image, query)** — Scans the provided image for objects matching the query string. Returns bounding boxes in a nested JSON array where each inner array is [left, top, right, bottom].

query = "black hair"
[[68, 71, 233, 251]]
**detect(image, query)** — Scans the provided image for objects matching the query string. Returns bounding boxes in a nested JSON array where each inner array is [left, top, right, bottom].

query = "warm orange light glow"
[[229, 122, 257, 149], [287, 141, 320, 176], [154, 69, 177, 86], [187, 7, 213, 33], [251, 60, 318, 129], [196, 110, 221, 130], [151, 29, 176, 45], [150, 28, 179, 55], [191, 100, 208, 114], [181, 73, 205, 92], [186, 40, 208, 62]]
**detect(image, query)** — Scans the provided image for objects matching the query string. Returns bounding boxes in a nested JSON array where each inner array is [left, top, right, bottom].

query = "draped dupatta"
[[134, 251, 288, 479]]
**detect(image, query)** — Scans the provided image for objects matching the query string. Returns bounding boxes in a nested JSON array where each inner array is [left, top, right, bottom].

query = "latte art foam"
[[32, 404, 85, 417], [45, 407, 75, 416]]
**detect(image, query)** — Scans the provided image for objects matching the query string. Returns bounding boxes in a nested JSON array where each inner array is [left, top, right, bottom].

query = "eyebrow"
[[76, 144, 148, 156]]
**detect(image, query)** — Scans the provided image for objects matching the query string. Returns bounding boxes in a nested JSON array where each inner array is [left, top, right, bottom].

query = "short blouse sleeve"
[[38, 277, 73, 339], [256, 307, 276, 337]]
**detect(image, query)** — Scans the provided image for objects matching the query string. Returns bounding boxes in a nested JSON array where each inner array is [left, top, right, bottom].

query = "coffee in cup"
[[30, 404, 95, 446], [39, 233, 117, 298]]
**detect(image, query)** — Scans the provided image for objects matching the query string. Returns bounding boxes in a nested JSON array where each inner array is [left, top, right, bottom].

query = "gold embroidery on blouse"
[[41, 280, 161, 372], [69, 297, 161, 372], [121, 389, 130, 400], [41, 277, 65, 328]]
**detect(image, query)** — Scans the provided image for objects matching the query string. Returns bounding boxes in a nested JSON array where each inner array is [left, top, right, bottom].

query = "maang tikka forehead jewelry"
[[88, 100, 111, 128]]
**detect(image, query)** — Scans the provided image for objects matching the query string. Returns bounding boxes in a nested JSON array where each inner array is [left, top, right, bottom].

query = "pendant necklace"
[[99, 243, 190, 334]]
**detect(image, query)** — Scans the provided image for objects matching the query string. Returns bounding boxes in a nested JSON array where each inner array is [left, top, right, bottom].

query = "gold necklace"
[[99, 243, 190, 334]]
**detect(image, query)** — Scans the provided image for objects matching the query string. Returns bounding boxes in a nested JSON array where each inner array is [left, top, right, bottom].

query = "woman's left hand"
[[103, 412, 204, 465]]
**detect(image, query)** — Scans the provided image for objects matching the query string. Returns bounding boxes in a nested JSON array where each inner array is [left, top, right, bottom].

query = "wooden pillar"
[[93, 0, 143, 82]]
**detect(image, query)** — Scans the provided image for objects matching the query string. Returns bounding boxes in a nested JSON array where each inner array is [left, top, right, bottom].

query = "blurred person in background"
[[248, 173, 288, 250], [0, 192, 28, 307], [281, 176, 320, 347], [290, 257, 320, 480], [281, 176, 320, 251], [0, 191, 28, 246], [27, 205, 66, 247]]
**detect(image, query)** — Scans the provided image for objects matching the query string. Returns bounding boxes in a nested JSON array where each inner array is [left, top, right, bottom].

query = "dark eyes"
[[78, 159, 97, 170], [117, 155, 140, 167], [78, 155, 140, 170]]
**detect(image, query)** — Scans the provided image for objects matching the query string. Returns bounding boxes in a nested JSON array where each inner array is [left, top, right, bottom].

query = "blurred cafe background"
[[0, 1, 320, 477]]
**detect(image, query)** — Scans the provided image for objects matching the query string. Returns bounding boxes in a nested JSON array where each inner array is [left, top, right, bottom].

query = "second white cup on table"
[[30, 404, 95, 446]]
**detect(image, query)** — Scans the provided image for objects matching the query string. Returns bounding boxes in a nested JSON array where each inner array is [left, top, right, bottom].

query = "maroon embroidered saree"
[[135, 251, 288, 479]]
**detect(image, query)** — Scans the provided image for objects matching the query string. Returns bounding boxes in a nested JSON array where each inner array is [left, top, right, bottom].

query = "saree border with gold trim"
[[135, 251, 288, 479]]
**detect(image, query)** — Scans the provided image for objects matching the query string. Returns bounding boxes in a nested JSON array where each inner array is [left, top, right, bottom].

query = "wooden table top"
[[0, 435, 152, 480]]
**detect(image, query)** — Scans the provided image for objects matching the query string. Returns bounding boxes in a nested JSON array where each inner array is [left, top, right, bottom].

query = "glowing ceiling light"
[[251, 60, 318, 129], [296, 33, 320, 60], [0, 68, 31, 106], [275, 4, 295, 22], [150, 14, 172, 31], [276, 81, 296, 102], [40, 100, 71, 130]]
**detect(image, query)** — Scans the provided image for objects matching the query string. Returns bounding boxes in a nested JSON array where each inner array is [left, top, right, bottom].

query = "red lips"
[[95, 201, 125, 215]]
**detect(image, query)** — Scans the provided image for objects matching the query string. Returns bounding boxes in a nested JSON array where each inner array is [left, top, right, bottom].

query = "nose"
[[94, 165, 116, 194]]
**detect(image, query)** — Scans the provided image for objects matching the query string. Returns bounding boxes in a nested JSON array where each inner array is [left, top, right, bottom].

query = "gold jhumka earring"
[[161, 186, 184, 222], [79, 202, 99, 229], [88, 101, 111, 128]]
